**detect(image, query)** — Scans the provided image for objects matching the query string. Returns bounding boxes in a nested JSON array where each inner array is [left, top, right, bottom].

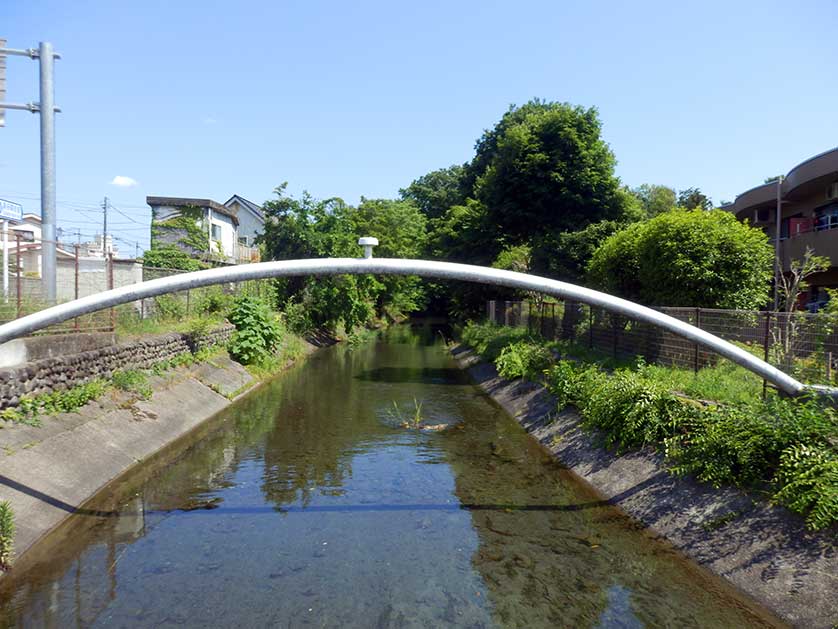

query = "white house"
[[146, 196, 253, 264]]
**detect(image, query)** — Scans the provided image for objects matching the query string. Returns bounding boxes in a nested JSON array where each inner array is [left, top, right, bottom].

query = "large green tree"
[[677, 187, 712, 211], [631, 183, 677, 218], [261, 186, 431, 330], [587, 210, 773, 309], [466, 99, 628, 250], [399, 165, 467, 220]]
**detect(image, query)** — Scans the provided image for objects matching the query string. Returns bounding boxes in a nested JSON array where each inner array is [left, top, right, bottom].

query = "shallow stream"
[[0, 324, 784, 627]]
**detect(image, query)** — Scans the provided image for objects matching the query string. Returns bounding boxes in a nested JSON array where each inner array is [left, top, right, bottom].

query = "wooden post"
[[74, 244, 80, 331], [826, 351, 833, 383]]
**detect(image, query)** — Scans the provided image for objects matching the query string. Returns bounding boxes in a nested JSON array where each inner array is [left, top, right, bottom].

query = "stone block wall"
[[0, 323, 235, 409]]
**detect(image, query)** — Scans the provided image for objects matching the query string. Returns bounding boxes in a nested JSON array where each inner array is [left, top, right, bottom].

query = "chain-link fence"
[[487, 300, 838, 387], [0, 234, 272, 337]]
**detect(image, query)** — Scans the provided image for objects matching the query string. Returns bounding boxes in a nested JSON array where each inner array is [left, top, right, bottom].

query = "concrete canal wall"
[[452, 344, 836, 629], [0, 329, 317, 573], [0, 326, 235, 409]]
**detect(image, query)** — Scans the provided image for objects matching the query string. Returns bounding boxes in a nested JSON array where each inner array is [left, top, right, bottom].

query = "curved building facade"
[[724, 147, 838, 309]]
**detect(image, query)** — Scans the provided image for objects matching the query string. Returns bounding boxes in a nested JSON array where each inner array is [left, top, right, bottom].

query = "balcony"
[[781, 224, 838, 269]]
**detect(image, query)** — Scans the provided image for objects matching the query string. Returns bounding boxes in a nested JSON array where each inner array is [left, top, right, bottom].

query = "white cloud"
[[201, 115, 218, 125], [111, 175, 139, 188]]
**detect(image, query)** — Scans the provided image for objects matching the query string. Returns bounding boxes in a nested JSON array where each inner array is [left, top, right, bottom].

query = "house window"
[[815, 203, 838, 231], [13, 229, 34, 242], [238, 236, 249, 246], [211, 224, 222, 241]]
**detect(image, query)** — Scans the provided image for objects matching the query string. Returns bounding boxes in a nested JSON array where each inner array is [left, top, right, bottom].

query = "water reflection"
[[0, 325, 784, 627]]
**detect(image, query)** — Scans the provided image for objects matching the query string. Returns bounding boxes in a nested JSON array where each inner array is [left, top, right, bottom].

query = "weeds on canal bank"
[[0, 501, 13, 570], [461, 321, 838, 530], [0, 380, 109, 426], [111, 370, 153, 400]]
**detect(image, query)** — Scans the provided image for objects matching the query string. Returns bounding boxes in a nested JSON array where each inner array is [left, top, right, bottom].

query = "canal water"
[[0, 325, 783, 628]]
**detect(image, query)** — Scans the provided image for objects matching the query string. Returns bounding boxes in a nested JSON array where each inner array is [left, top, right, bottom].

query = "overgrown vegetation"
[[461, 321, 838, 530], [0, 380, 108, 425], [227, 296, 283, 365], [111, 370, 153, 400], [0, 501, 14, 570]]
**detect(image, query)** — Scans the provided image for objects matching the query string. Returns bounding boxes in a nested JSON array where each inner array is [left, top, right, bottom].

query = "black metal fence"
[[486, 300, 838, 387]]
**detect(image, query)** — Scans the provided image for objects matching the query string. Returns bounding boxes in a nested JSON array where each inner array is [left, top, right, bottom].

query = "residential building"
[[3, 213, 142, 302], [146, 196, 257, 265], [223, 194, 265, 251], [724, 147, 838, 309]]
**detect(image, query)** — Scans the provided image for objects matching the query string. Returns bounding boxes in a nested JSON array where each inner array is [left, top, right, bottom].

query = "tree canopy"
[[587, 210, 773, 309], [466, 99, 627, 246], [631, 184, 677, 218]]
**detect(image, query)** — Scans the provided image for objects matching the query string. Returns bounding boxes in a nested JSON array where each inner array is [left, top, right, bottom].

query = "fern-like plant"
[[0, 501, 14, 569]]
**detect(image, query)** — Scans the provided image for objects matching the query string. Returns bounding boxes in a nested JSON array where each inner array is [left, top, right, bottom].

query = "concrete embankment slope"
[[451, 345, 837, 629], [0, 350, 302, 570]]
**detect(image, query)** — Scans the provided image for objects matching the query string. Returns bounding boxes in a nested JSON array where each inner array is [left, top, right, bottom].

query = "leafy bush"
[[545, 360, 600, 409], [228, 296, 282, 365], [196, 287, 233, 315], [111, 370, 152, 400], [773, 443, 838, 530], [495, 340, 552, 380], [666, 397, 837, 488], [0, 501, 14, 569], [154, 294, 185, 320], [588, 209, 773, 309], [283, 300, 314, 335], [582, 370, 694, 451], [461, 321, 533, 362]]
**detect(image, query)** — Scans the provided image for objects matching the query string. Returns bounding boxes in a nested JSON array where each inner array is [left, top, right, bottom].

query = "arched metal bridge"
[[0, 253, 828, 398]]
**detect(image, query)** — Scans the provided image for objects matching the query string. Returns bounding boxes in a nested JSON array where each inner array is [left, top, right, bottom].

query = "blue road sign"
[[0, 199, 22, 222]]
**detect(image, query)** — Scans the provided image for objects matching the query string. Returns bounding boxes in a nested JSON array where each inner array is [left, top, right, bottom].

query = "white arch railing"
[[0, 256, 826, 397]]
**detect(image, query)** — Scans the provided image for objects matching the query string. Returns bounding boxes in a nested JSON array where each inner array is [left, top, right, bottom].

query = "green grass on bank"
[[460, 321, 838, 531]]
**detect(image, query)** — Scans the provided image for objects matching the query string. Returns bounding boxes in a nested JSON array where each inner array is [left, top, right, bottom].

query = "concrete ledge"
[[451, 344, 837, 629], [0, 369, 237, 564]]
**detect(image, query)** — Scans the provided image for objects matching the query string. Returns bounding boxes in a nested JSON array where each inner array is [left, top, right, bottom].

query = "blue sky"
[[1, 0, 836, 253]]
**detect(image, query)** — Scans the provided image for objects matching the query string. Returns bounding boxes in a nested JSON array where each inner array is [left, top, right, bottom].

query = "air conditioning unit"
[[754, 208, 771, 223], [827, 182, 838, 200]]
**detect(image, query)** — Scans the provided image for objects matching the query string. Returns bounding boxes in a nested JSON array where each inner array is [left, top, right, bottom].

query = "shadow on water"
[[356, 367, 469, 384], [0, 325, 787, 628]]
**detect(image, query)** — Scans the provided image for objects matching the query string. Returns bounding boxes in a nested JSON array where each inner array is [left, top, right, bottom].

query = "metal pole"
[[102, 196, 108, 249], [773, 176, 783, 311], [15, 234, 21, 318], [763, 310, 772, 397], [107, 252, 115, 331], [39, 41, 57, 303], [74, 244, 79, 331], [694, 307, 701, 374], [2, 220, 7, 302]]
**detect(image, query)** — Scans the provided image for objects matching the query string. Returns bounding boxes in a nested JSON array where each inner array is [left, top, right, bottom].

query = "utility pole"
[[0, 40, 61, 302], [102, 196, 109, 254], [773, 175, 784, 311]]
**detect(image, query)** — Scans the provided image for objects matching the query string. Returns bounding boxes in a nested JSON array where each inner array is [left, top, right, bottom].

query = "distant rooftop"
[[224, 194, 264, 221], [146, 196, 238, 223]]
